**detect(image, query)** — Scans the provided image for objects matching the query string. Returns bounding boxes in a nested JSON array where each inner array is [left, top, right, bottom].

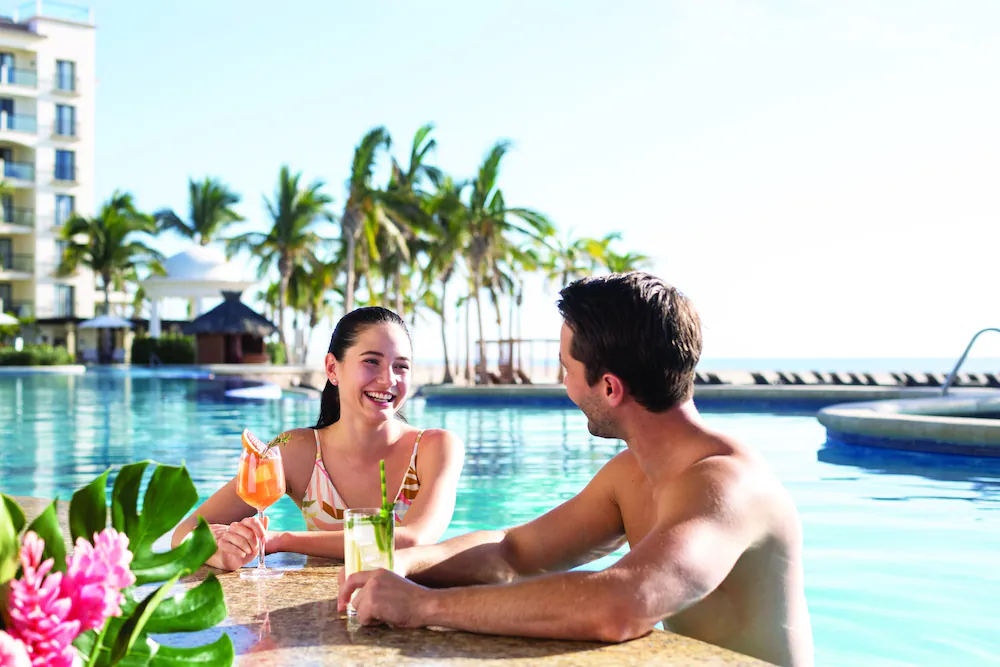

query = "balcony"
[[0, 68, 38, 89], [16, 1, 93, 24], [0, 253, 33, 275], [53, 76, 78, 95], [52, 166, 75, 183], [2, 300, 32, 318], [1, 113, 37, 134], [2, 161, 35, 182], [52, 121, 75, 139], [0, 206, 33, 227]]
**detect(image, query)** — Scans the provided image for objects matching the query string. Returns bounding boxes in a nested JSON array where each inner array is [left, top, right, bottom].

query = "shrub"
[[130, 335, 195, 365], [266, 341, 285, 364], [0, 344, 74, 366]]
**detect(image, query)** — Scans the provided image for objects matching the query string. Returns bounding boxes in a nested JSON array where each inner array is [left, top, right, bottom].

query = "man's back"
[[608, 433, 813, 667]]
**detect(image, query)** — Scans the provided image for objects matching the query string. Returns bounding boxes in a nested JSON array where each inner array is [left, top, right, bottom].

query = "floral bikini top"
[[299, 429, 422, 531]]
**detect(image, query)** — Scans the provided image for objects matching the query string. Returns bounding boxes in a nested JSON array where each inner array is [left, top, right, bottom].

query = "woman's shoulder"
[[278, 427, 318, 455], [413, 427, 465, 457]]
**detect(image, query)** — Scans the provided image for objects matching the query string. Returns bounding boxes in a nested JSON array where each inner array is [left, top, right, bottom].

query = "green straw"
[[379, 459, 390, 519]]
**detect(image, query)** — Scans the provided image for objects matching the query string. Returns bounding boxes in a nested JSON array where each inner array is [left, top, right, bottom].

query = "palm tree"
[[57, 191, 163, 316], [340, 127, 392, 314], [288, 254, 342, 363], [604, 249, 653, 273], [543, 230, 619, 287], [226, 166, 331, 364], [420, 176, 469, 383], [465, 141, 554, 383], [153, 177, 244, 246]]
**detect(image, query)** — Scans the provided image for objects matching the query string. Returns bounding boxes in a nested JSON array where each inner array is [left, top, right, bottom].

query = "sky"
[[24, 0, 1000, 364]]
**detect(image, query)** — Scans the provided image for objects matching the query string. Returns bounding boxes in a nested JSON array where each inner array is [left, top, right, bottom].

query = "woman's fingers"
[[226, 521, 258, 555]]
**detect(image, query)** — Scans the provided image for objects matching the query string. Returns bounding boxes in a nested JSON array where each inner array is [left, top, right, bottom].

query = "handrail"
[[941, 328, 1000, 396]]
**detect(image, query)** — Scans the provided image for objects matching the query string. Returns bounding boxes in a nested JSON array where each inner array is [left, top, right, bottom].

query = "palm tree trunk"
[[394, 262, 404, 316], [473, 272, 488, 384], [382, 271, 392, 308], [278, 257, 290, 364], [344, 230, 357, 314], [464, 291, 472, 382], [440, 279, 453, 384], [102, 281, 112, 363], [508, 288, 515, 380]]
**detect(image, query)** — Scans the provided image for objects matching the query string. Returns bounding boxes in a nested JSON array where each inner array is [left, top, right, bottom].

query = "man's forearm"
[[403, 530, 518, 587], [418, 570, 635, 642]]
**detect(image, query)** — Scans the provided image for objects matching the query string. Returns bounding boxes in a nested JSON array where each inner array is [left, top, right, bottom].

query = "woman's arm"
[[270, 428, 466, 558]]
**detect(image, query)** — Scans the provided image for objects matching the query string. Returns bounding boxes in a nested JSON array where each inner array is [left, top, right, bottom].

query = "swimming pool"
[[1, 370, 997, 667]]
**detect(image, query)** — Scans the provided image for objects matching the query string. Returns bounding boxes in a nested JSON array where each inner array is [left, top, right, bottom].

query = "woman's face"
[[327, 323, 412, 423]]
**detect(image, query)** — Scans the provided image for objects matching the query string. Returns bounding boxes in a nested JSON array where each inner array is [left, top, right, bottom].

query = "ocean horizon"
[[414, 357, 1000, 374]]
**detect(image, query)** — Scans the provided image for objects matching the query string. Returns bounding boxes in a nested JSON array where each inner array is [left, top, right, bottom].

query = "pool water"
[[1, 371, 998, 667]]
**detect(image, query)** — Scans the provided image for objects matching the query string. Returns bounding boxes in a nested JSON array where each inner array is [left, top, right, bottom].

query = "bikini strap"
[[313, 428, 322, 461]]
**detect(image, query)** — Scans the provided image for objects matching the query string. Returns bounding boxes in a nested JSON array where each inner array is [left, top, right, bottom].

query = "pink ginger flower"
[[60, 527, 137, 633], [0, 631, 31, 667], [5, 532, 79, 667]]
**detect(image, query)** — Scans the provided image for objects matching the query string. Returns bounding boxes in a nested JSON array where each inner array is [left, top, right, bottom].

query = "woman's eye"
[[395, 365, 410, 372], [364, 359, 379, 365]]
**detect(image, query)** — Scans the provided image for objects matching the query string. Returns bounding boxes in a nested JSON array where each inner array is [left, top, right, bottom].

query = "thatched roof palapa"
[[182, 292, 277, 337]]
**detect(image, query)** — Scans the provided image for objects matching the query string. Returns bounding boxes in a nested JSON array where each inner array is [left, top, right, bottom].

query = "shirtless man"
[[339, 272, 814, 667]]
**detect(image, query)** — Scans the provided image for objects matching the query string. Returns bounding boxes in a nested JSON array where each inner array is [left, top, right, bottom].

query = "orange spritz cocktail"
[[237, 430, 286, 509], [236, 429, 287, 580]]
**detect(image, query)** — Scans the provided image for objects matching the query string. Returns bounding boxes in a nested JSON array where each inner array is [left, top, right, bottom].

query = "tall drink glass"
[[343, 508, 394, 615]]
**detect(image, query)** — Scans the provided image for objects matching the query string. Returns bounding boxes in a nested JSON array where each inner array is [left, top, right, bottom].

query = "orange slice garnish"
[[242, 429, 267, 457]]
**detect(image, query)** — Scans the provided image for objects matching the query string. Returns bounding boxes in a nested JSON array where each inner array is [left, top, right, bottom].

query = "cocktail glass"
[[236, 440, 286, 580]]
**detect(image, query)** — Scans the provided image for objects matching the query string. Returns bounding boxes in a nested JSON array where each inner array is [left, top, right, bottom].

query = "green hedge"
[[266, 341, 285, 365], [0, 344, 75, 366], [131, 335, 196, 365]]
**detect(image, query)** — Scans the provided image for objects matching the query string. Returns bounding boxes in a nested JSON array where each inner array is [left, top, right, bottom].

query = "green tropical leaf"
[[70, 468, 110, 544], [25, 500, 66, 573], [128, 518, 216, 587], [109, 573, 181, 664], [132, 464, 198, 553], [112, 460, 150, 537], [139, 575, 227, 633], [2, 494, 25, 535], [148, 634, 235, 666], [0, 494, 18, 585]]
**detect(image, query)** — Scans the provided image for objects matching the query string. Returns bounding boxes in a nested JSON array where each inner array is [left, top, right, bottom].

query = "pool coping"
[[817, 392, 1000, 456], [0, 364, 86, 375]]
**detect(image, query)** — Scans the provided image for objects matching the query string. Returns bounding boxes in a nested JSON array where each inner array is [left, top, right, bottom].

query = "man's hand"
[[337, 569, 437, 628]]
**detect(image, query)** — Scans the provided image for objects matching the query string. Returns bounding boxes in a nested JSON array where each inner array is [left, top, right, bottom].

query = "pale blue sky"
[[34, 1, 1000, 362]]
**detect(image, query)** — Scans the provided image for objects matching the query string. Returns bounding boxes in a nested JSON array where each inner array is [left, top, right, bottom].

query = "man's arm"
[[400, 453, 627, 587], [343, 457, 758, 642]]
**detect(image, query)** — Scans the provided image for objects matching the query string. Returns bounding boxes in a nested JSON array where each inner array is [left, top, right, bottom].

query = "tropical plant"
[[153, 177, 244, 246], [57, 191, 163, 316], [340, 127, 392, 314], [464, 141, 554, 383], [0, 462, 233, 666], [226, 166, 331, 364], [604, 249, 653, 273]]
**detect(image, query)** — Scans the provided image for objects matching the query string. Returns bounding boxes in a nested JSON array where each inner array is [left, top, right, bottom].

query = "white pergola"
[[140, 246, 256, 338]]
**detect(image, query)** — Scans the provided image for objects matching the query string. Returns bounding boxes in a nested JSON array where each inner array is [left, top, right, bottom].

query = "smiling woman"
[[170, 306, 466, 569]]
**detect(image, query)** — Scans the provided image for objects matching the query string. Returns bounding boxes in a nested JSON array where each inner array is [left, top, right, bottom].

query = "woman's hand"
[[206, 516, 268, 571]]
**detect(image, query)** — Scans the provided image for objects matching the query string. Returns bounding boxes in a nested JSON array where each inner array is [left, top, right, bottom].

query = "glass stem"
[[257, 509, 266, 571]]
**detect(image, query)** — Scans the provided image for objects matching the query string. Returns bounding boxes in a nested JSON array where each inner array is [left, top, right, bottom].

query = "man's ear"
[[325, 353, 338, 386], [602, 373, 627, 407]]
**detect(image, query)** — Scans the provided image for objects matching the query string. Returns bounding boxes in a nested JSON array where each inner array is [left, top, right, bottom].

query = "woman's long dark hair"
[[314, 307, 410, 429]]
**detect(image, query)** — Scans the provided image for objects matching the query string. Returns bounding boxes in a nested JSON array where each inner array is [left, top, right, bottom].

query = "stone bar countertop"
[[10, 496, 769, 666]]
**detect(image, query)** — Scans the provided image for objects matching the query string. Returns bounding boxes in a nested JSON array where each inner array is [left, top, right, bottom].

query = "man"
[[339, 272, 814, 667]]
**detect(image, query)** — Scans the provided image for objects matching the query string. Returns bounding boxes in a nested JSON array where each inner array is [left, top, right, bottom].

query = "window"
[[0, 283, 11, 312], [55, 194, 74, 226], [56, 60, 75, 92], [55, 104, 75, 136], [0, 53, 12, 84], [54, 284, 74, 317], [55, 150, 75, 181], [1, 194, 12, 222]]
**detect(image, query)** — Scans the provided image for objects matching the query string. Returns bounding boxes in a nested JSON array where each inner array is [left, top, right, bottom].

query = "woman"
[[171, 307, 465, 571]]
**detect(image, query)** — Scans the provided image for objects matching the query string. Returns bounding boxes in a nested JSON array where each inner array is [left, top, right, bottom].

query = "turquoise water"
[[1, 370, 998, 667]]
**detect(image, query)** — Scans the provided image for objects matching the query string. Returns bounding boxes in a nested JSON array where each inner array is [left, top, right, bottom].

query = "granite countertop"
[[9, 496, 769, 666]]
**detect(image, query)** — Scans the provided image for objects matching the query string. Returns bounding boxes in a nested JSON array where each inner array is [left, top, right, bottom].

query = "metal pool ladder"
[[941, 327, 1000, 396]]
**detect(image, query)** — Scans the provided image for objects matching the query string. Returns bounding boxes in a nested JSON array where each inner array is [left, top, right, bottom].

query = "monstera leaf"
[[4, 462, 233, 666]]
